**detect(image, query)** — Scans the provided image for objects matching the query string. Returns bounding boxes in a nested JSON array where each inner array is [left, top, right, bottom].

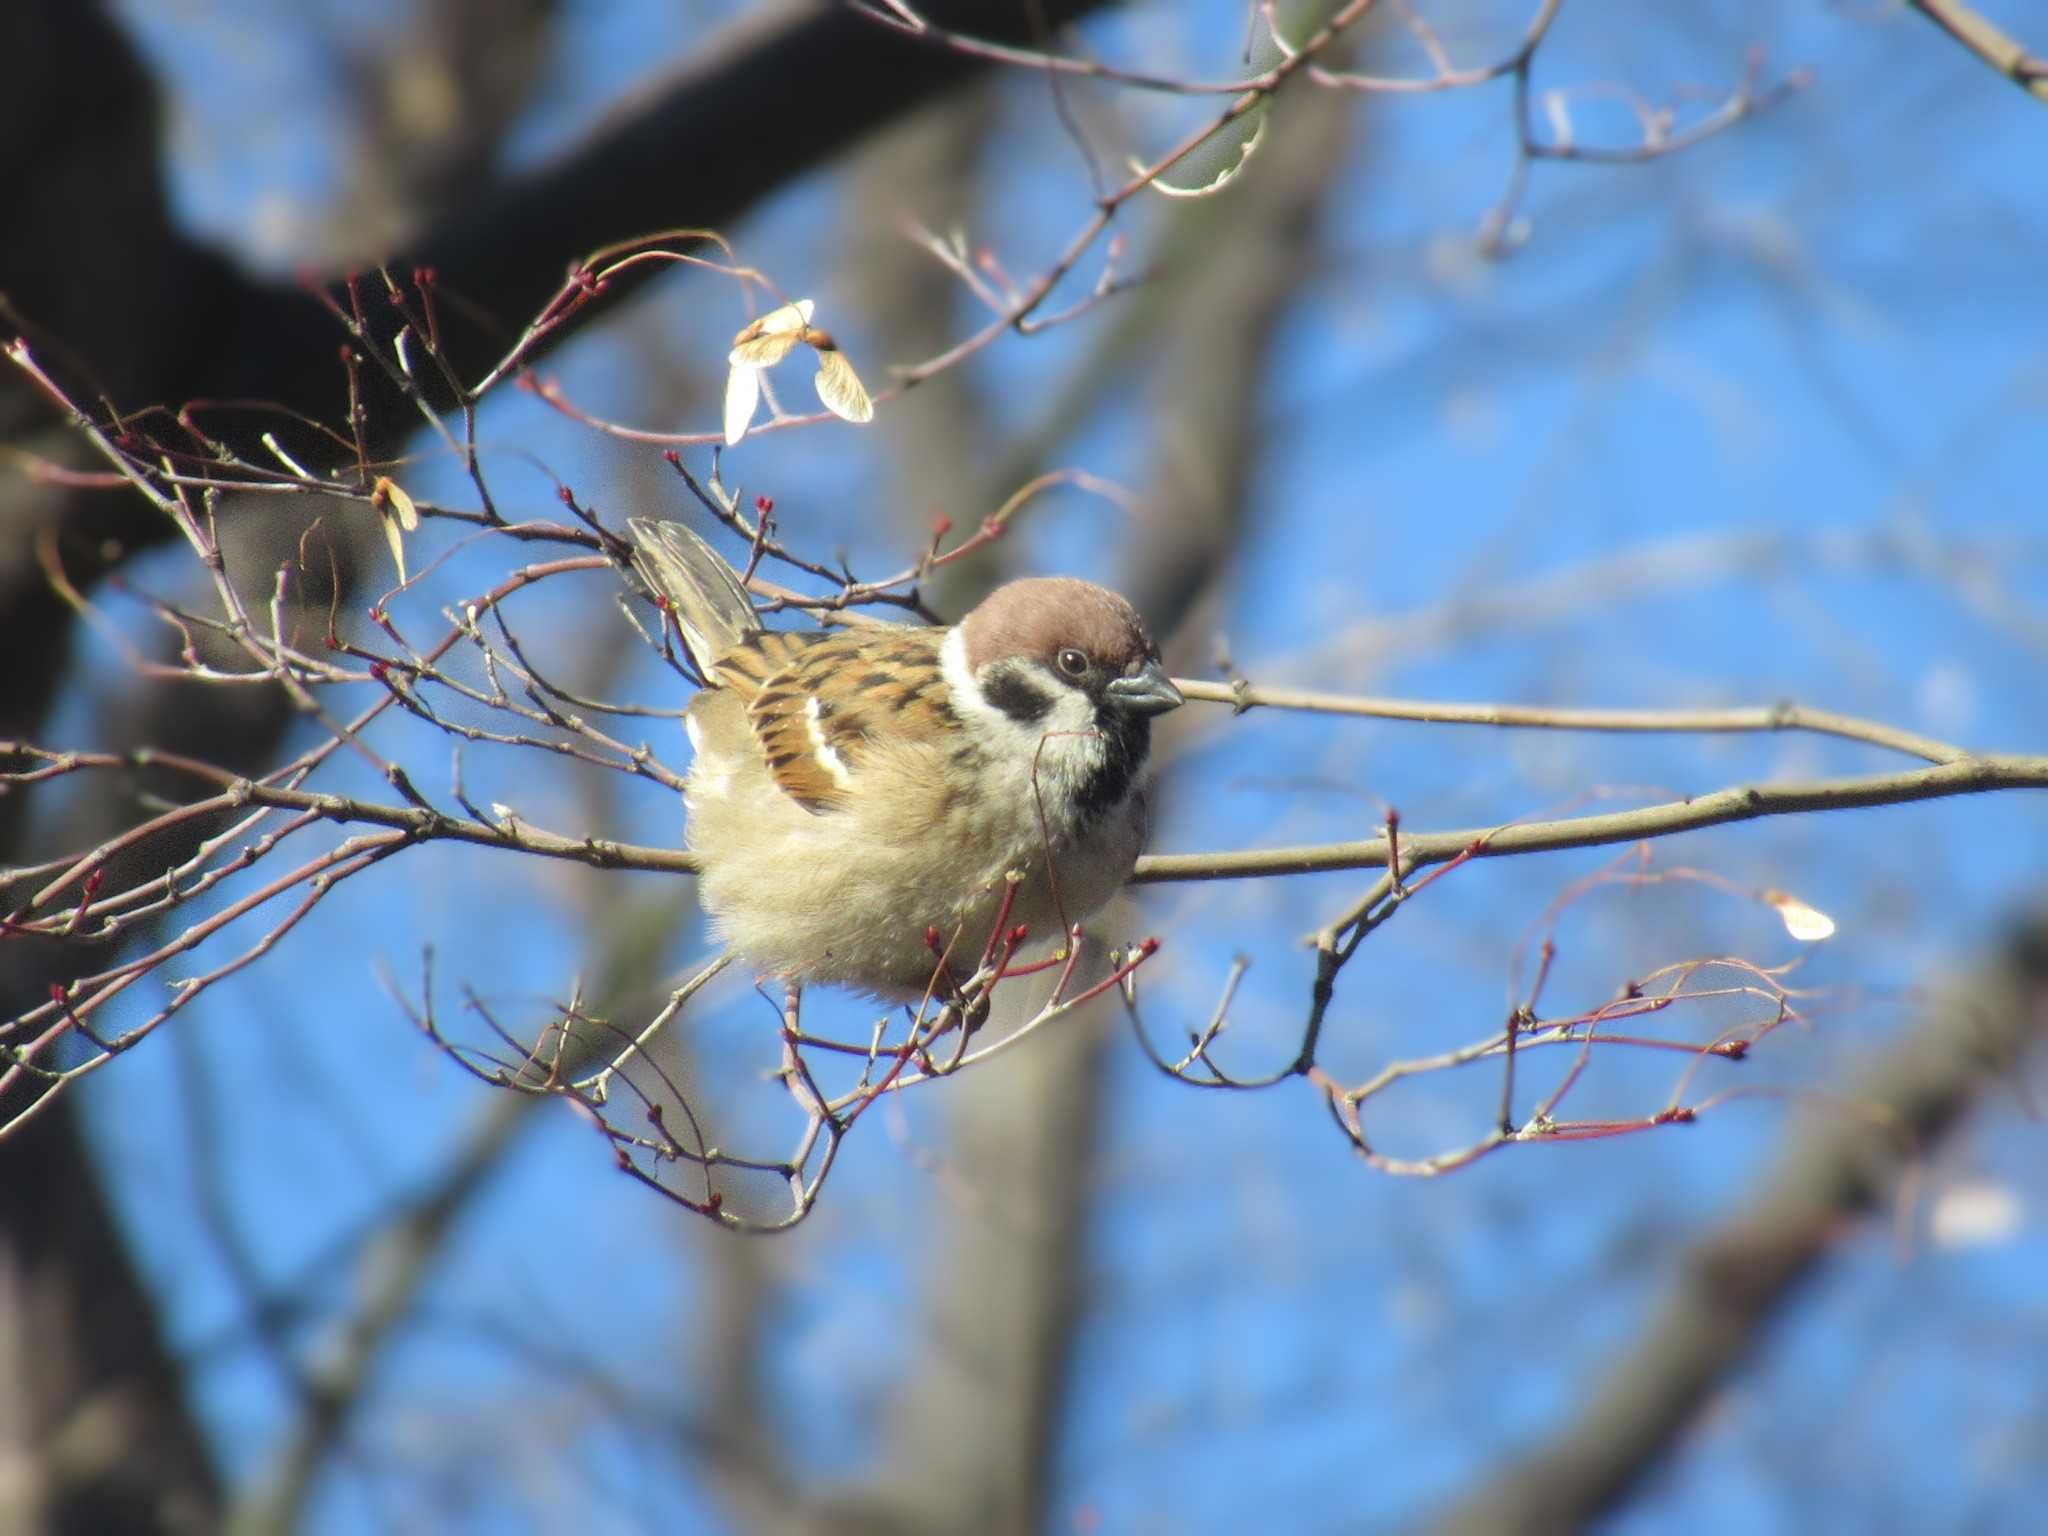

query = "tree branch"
[[1132, 755, 2048, 884], [1906, 0, 2048, 104], [1174, 679, 1968, 764]]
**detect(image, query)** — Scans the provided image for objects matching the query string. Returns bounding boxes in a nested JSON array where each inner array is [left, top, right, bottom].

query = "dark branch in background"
[[0, 0, 1115, 748], [319, 0, 564, 258], [1425, 909, 2048, 1535]]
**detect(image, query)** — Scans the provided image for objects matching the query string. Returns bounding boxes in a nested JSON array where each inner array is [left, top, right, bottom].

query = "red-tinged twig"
[[894, 934, 1162, 1094], [469, 232, 745, 397], [1294, 0, 1562, 95], [1, 838, 402, 1136], [851, 0, 1285, 95]]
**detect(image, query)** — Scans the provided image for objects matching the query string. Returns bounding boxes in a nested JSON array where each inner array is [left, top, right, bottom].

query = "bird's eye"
[[1056, 647, 1090, 678]]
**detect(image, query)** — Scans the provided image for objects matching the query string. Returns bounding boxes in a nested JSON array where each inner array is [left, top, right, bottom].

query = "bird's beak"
[[1105, 660, 1185, 717]]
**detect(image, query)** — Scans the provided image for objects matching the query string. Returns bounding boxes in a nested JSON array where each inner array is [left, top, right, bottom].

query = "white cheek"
[[941, 630, 1086, 748], [1031, 690, 1107, 793], [939, 630, 1109, 821]]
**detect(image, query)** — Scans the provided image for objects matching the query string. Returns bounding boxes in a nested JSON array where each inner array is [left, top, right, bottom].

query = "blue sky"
[[81, 2, 2048, 1530]]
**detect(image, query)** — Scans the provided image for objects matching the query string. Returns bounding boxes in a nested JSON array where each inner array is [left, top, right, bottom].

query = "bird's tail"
[[627, 518, 759, 678]]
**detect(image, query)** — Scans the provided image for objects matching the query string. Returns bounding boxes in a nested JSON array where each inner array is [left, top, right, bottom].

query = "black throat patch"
[[1072, 711, 1150, 822]]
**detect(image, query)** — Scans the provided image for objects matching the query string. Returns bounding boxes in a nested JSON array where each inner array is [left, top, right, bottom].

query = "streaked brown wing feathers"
[[713, 628, 952, 813]]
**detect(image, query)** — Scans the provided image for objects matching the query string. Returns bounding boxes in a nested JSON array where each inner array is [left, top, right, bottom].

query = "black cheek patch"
[[980, 669, 1054, 724]]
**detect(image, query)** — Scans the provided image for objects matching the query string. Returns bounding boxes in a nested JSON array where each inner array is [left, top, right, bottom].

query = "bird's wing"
[[711, 627, 956, 814]]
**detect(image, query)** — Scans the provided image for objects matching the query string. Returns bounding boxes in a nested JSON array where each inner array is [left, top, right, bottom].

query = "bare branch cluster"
[[406, 910, 1157, 1231], [859, 0, 1808, 257], [8, 4, 2035, 1225]]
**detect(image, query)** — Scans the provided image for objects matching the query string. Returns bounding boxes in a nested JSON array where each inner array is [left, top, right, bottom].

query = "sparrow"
[[627, 517, 1183, 1002]]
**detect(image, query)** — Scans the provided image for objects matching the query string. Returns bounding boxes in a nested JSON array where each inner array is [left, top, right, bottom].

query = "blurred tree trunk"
[[812, 30, 1370, 1530]]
